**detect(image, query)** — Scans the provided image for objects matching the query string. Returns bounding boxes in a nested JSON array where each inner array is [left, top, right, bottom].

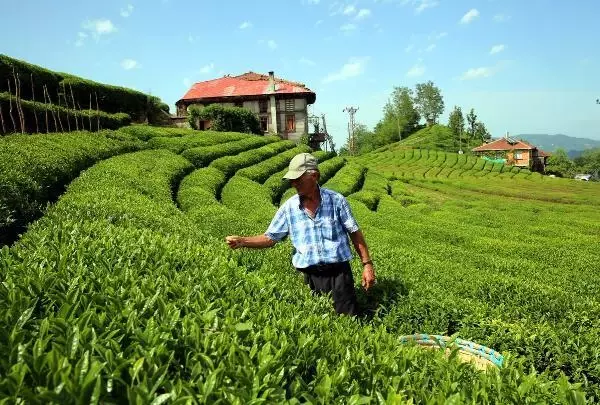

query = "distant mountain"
[[515, 134, 600, 159]]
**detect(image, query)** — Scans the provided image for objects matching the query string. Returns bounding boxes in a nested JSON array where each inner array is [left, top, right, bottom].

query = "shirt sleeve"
[[338, 196, 359, 233], [265, 204, 289, 242]]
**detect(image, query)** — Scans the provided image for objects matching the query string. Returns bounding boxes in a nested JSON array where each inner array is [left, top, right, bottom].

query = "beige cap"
[[283, 153, 318, 180]]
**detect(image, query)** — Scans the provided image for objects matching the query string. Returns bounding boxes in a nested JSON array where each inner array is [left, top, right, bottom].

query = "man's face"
[[290, 172, 318, 196]]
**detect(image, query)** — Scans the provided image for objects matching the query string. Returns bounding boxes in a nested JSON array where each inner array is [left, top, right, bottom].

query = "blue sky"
[[2, 0, 599, 147]]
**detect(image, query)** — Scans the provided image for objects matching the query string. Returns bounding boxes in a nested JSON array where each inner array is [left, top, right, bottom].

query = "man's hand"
[[225, 235, 243, 249], [361, 263, 376, 291]]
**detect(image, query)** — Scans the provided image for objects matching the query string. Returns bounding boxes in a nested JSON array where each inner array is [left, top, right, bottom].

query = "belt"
[[298, 261, 348, 276]]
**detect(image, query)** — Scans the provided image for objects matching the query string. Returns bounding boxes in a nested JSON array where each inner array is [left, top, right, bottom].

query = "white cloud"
[[199, 63, 214, 74], [343, 5, 356, 15], [340, 23, 356, 32], [429, 31, 447, 41], [323, 57, 368, 83], [493, 14, 510, 23], [402, 0, 438, 14], [267, 40, 277, 49], [83, 19, 117, 39], [85, 19, 117, 35], [120, 4, 133, 17], [121, 59, 139, 70], [355, 9, 371, 20], [74, 32, 87, 47], [300, 57, 316, 66], [406, 62, 425, 77], [239, 21, 252, 29], [460, 67, 493, 80], [425, 44, 436, 52], [460, 9, 479, 24], [490, 44, 506, 55]]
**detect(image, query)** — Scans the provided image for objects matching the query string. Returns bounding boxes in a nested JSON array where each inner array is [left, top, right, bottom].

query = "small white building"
[[175, 71, 316, 143]]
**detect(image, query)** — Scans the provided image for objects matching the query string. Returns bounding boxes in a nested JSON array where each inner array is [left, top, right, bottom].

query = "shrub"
[[0, 92, 131, 134], [188, 104, 261, 134]]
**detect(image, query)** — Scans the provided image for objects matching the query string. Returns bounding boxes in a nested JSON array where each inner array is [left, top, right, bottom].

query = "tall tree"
[[466, 108, 477, 140], [448, 106, 465, 148], [414, 81, 444, 126], [474, 121, 491, 142], [340, 123, 375, 155], [574, 148, 600, 176], [546, 148, 575, 177], [385, 86, 420, 139]]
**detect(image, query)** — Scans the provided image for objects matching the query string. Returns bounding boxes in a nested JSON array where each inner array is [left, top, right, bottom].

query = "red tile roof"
[[537, 149, 551, 157], [178, 72, 316, 104], [472, 137, 536, 152]]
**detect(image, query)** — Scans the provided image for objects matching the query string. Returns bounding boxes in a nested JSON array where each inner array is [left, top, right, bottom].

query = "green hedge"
[[210, 140, 296, 178], [0, 54, 168, 125], [0, 130, 143, 245], [117, 125, 199, 141], [177, 167, 227, 211], [182, 136, 278, 168], [0, 92, 131, 134], [188, 104, 261, 134], [237, 145, 311, 184], [147, 132, 249, 153], [323, 163, 366, 196], [61, 76, 162, 121]]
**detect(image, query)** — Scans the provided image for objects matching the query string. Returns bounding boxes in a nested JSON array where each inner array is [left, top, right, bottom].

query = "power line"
[[343, 106, 359, 155]]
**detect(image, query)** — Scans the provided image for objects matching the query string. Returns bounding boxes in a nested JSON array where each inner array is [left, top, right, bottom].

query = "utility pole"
[[321, 114, 335, 153], [343, 106, 359, 155]]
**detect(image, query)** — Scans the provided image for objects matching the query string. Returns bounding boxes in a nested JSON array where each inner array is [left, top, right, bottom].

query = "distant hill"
[[516, 134, 600, 159]]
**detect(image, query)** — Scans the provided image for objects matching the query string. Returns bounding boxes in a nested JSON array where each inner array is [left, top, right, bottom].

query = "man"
[[225, 153, 376, 316]]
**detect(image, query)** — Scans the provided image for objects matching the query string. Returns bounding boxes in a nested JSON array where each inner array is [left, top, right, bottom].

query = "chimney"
[[268, 71, 275, 93], [268, 71, 278, 134]]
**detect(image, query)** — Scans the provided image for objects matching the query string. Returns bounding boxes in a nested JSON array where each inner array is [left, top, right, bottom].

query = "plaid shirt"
[[265, 187, 360, 269]]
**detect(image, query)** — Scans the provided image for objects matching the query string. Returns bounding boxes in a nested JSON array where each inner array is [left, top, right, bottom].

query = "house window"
[[260, 116, 268, 132], [286, 114, 295, 132], [285, 99, 294, 112], [514, 152, 523, 159], [259, 99, 268, 113], [234, 101, 243, 108]]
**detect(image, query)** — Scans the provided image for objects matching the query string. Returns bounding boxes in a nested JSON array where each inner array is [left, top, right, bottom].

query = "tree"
[[340, 123, 375, 155], [466, 108, 477, 140], [545, 148, 575, 177], [385, 86, 420, 139], [448, 106, 465, 148], [474, 121, 491, 143], [414, 81, 444, 126], [574, 147, 600, 177]]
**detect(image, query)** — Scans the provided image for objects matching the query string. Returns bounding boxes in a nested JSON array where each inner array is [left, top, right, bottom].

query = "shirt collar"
[[298, 185, 324, 210]]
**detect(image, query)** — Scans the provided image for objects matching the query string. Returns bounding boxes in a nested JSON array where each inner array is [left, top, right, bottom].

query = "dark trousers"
[[299, 261, 358, 316]]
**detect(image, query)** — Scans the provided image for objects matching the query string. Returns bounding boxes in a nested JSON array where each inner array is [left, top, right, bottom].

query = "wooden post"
[[88, 93, 92, 131], [30, 73, 39, 133], [0, 104, 6, 134], [42, 84, 50, 133], [6, 79, 17, 132], [61, 83, 71, 132], [13, 69, 25, 133], [69, 84, 79, 131], [50, 87, 63, 132], [95, 92, 100, 131]]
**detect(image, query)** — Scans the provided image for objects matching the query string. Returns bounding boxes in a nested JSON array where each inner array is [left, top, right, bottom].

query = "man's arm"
[[349, 230, 376, 290], [225, 234, 276, 249]]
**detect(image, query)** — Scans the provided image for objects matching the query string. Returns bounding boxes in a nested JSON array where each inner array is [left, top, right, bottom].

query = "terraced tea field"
[[1, 126, 599, 403]]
